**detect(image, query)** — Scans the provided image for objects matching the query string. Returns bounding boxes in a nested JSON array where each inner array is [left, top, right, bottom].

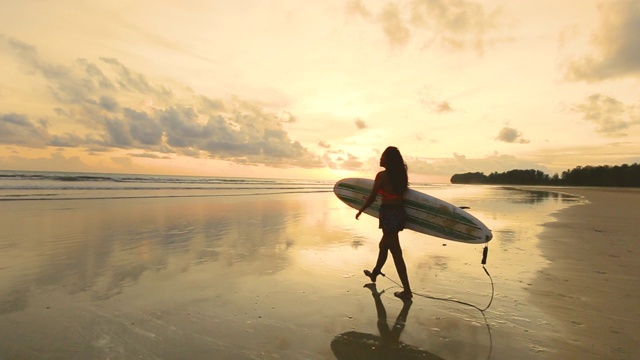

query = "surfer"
[[356, 146, 413, 300]]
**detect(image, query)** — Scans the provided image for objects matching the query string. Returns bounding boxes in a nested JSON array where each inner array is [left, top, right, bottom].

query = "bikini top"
[[378, 188, 402, 201]]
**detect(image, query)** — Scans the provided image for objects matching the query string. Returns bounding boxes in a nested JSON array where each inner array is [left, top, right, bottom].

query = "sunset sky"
[[1, 0, 639, 182]]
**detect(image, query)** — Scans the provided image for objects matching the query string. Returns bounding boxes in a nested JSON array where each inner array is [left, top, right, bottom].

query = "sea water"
[[0, 169, 334, 201]]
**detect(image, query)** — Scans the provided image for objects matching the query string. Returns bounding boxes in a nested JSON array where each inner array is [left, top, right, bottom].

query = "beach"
[[0, 180, 638, 359], [526, 187, 640, 359]]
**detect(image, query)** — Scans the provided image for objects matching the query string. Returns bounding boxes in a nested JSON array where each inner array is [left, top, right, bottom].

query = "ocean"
[[0, 170, 338, 201]]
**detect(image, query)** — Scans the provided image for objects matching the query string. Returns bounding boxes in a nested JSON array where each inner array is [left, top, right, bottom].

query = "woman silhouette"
[[356, 146, 412, 299]]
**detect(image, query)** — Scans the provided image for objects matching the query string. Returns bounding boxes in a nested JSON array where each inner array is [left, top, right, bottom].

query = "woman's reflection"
[[365, 283, 412, 348], [331, 284, 445, 360]]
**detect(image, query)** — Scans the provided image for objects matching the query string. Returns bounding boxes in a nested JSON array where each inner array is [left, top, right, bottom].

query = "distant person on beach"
[[356, 146, 412, 300]]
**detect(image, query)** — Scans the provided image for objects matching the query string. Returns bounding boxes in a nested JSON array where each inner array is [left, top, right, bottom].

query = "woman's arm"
[[356, 172, 384, 219]]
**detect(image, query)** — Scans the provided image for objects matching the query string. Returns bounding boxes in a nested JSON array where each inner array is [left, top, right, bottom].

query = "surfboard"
[[333, 178, 492, 244]]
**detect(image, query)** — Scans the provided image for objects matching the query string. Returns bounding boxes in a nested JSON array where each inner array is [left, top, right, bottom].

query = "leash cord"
[[382, 245, 494, 312]]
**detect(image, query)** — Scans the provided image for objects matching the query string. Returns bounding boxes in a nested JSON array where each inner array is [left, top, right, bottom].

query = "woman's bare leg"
[[365, 236, 389, 282], [386, 231, 412, 298]]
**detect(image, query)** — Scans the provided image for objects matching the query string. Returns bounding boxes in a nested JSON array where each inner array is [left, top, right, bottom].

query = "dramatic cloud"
[[572, 93, 640, 136], [565, 0, 640, 81], [3, 37, 322, 169], [0, 113, 50, 147], [49, 133, 86, 148], [495, 127, 530, 144], [346, 0, 503, 53]]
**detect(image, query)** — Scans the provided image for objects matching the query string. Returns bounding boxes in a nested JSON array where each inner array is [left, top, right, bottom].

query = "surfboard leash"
[[374, 244, 494, 360], [381, 243, 494, 312], [480, 243, 494, 311]]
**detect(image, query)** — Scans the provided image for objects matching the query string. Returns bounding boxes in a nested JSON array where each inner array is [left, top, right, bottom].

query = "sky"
[[1, 0, 639, 183]]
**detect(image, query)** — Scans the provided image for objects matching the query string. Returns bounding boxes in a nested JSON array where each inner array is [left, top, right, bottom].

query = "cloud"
[[346, 0, 372, 18], [5, 37, 69, 81], [124, 108, 164, 145], [423, 99, 455, 113], [346, 0, 503, 53], [318, 140, 331, 148], [128, 152, 172, 159], [2, 37, 323, 169], [434, 101, 454, 113], [321, 148, 369, 171], [379, 3, 412, 47], [411, 0, 502, 54], [339, 153, 364, 170], [277, 111, 297, 123], [495, 126, 530, 144], [99, 57, 159, 94], [354, 118, 367, 129], [419, 86, 455, 113], [0, 113, 49, 147], [565, 0, 640, 81], [98, 96, 120, 112], [49, 133, 86, 148], [572, 93, 640, 136]]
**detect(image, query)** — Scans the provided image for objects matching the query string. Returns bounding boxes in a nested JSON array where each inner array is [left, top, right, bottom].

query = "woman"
[[356, 146, 412, 300]]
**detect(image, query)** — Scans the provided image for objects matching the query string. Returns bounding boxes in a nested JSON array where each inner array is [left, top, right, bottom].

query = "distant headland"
[[450, 163, 640, 187]]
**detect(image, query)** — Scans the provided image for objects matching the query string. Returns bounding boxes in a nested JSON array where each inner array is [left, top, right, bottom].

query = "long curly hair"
[[382, 146, 408, 195]]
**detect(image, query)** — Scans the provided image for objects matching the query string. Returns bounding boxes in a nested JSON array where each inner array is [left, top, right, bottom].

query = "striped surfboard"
[[333, 178, 493, 244]]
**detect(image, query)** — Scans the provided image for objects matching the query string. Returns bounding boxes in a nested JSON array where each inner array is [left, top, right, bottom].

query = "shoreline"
[[522, 186, 640, 359]]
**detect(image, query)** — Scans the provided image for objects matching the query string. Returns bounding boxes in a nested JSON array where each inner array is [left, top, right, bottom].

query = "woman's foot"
[[364, 269, 383, 283], [394, 290, 413, 300]]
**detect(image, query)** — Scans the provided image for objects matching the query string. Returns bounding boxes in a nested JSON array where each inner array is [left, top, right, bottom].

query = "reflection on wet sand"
[[332, 283, 445, 360], [1, 196, 307, 307], [331, 280, 493, 360], [498, 187, 582, 205], [0, 194, 355, 358]]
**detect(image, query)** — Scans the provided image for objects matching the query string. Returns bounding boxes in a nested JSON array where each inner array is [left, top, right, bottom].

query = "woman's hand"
[[356, 210, 362, 219]]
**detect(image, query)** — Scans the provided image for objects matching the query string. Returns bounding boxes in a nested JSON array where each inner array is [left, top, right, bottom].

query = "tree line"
[[450, 163, 640, 187]]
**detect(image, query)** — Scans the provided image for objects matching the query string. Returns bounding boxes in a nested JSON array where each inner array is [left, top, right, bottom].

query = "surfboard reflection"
[[331, 283, 445, 360]]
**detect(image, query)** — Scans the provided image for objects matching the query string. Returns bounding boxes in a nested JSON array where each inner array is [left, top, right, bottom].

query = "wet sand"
[[0, 186, 636, 359], [524, 187, 640, 359]]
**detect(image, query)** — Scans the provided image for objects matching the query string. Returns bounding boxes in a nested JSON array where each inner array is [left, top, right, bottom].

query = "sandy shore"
[[525, 187, 640, 359], [0, 186, 638, 359]]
